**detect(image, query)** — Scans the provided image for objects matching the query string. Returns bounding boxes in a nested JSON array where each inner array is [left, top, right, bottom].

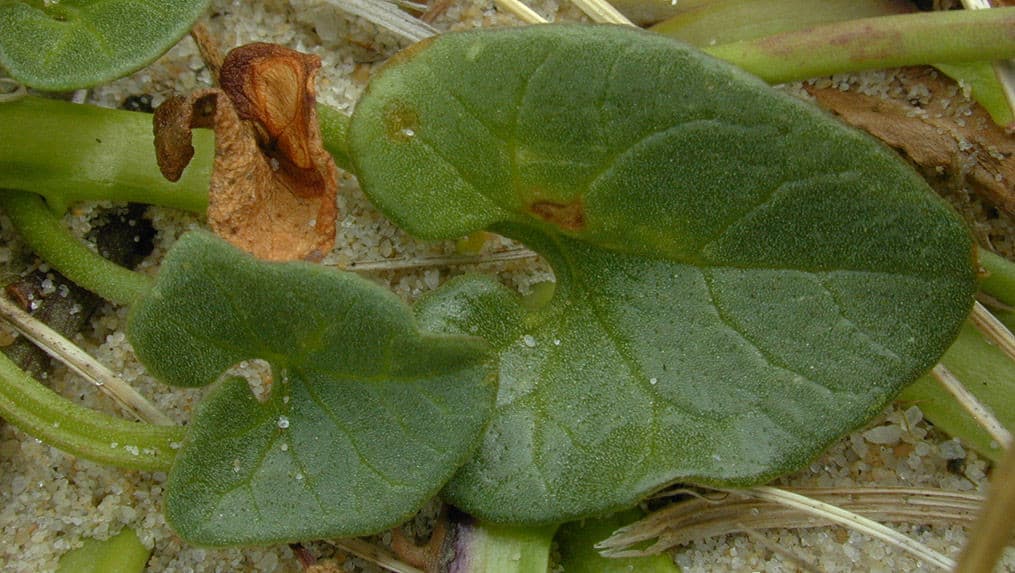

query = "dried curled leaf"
[[154, 43, 338, 261]]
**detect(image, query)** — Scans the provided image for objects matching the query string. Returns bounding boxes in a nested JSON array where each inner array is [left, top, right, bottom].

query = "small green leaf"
[[57, 528, 150, 573], [127, 232, 496, 545], [353, 25, 977, 524], [0, 0, 210, 90]]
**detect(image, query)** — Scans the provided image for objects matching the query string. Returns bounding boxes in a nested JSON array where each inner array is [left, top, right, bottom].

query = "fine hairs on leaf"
[[350, 24, 977, 525], [0, 5, 1011, 570], [0, 0, 212, 90], [126, 232, 497, 545]]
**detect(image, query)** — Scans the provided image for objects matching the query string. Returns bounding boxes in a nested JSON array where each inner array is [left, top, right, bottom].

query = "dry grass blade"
[[329, 539, 424, 573], [722, 487, 955, 569], [395, 0, 429, 12], [971, 301, 1015, 364], [569, 0, 634, 25], [956, 443, 1015, 572], [0, 78, 27, 103], [0, 295, 174, 425], [320, 0, 437, 42], [599, 486, 983, 566], [337, 248, 540, 272], [609, 486, 958, 567], [932, 362, 1013, 450], [494, 0, 548, 24]]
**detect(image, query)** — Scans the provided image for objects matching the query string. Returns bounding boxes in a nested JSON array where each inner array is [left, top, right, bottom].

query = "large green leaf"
[[127, 232, 497, 545], [0, 0, 210, 90], [350, 25, 977, 524]]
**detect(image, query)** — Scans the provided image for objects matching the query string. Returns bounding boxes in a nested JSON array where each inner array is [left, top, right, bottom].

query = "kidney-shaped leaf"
[[127, 232, 496, 545], [0, 0, 210, 90], [350, 25, 978, 524]]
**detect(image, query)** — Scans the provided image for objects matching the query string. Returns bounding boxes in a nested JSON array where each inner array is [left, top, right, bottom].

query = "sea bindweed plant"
[[1, 2, 1014, 571]]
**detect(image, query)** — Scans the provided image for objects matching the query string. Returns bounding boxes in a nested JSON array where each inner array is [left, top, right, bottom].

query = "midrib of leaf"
[[201, 437, 278, 526], [495, 233, 683, 489], [517, 225, 925, 373], [73, 8, 114, 59], [510, 51, 555, 206], [406, 78, 950, 283], [298, 380, 414, 488], [40, 24, 76, 69]]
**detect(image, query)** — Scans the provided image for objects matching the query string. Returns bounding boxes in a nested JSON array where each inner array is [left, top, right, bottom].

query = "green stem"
[[0, 350, 183, 471], [702, 8, 1015, 84], [0, 190, 153, 306], [0, 96, 210, 214], [425, 509, 557, 572], [455, 522, 557, 572], [317, 102, 353, 172], [979, 248, 1015, 308]]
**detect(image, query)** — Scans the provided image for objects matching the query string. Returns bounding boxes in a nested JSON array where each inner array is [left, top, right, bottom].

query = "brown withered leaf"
[[154, 43, 338, 261], [807, 67, 1014, 217]]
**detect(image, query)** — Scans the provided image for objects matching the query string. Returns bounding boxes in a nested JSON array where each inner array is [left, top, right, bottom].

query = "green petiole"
[[701, 7, 1015, 85], [979, 248, 1015, 308], [0, 96, 210, 215], [0, 350, 183, 472], [0, 190, 153, 306], [429, 511, 558, 573]]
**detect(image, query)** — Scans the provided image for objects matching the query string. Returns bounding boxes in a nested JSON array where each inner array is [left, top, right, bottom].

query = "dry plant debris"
[[807, 66, 1015, 217], [154, 43, 338, 261], [598, 486, 988, 558]]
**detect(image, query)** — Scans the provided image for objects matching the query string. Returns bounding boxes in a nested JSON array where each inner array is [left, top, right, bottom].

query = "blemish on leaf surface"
[[529, 199, 585, 231], [383, 100, 420, 143]]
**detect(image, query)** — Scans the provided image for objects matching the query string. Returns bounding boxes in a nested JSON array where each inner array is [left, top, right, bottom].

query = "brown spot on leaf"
[[529, 199, 585, 231], [154, 43, 338, 261], [383, 100, 420, 143]]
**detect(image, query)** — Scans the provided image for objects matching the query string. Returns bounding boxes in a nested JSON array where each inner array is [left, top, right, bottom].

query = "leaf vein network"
[[700, 268, 845, 398], [301, 380, 411, 488]]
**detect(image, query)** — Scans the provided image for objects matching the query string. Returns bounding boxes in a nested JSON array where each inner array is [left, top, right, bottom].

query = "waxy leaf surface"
[[350, 25, 977, 524], [0, 0, 210, 90], [127, 232, 496, 545]]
